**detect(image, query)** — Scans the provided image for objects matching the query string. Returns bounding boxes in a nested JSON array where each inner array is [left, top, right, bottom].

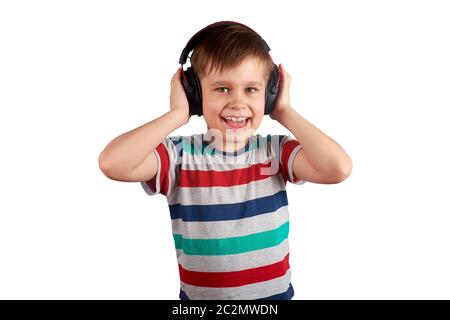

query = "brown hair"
[[190, 23, 274, 84]]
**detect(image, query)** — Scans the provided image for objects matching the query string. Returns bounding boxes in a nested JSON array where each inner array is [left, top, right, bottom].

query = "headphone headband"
[[178, 21, 271, 65]]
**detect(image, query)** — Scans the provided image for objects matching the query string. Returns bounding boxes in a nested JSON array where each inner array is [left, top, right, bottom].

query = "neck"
[[203, 132, 249, 152]]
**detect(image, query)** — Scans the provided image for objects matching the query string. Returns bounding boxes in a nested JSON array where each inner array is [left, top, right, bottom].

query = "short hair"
[[190, 23, 274, 84]]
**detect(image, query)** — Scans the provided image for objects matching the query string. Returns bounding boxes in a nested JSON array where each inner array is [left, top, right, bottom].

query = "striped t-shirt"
[[141, 133, 305, 300]]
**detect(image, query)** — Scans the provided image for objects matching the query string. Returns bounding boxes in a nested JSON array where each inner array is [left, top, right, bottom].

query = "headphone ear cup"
[[264, 64, 279, 115], [182, 67, 203, 116]]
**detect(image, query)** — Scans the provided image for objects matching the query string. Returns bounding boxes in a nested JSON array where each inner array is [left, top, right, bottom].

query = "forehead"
[[203, 57, 265, 86]]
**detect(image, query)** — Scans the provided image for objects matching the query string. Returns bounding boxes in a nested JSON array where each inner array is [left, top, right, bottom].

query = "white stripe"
[[140, 137, 182, 196], [172, 205, 289, 239], [166, 138, 178, 195], [288, 144, 305, 185], [181, 133, 282, 166], [167, 174, 286, 205], [176, 238, 290, 272], [140, 148, 161, 196]]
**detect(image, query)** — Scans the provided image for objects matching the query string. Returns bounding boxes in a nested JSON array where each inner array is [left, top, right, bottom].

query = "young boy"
[[99, 22, 352, 300]]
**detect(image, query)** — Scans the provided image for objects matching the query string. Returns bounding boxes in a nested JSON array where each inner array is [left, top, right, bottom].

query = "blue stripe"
[[179, 283, 294, 300], [169, 136, 183, 146], [169, 136, 183, 160], [169, 190, 288, 222]]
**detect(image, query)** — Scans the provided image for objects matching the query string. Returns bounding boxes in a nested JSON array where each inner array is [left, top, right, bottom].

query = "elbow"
[[98, 151, 114, 179], [334, 158, 353, 183]]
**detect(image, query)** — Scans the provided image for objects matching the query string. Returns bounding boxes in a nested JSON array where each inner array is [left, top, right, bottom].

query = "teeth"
[[223, 117, 247, 122]]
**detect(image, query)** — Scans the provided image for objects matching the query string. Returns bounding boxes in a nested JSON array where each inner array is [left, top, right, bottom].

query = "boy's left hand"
[[270, 63, 294, 122]]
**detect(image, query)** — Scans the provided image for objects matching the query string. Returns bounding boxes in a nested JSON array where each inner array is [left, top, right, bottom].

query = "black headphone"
[[178, 21, 279, 117]]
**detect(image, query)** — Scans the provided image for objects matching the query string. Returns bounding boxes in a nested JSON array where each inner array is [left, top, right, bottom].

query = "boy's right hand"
[[170, 68, 191, 126]]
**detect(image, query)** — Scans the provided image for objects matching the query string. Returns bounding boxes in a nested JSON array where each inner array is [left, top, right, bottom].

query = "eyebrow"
[[209, 81, 263, 87]]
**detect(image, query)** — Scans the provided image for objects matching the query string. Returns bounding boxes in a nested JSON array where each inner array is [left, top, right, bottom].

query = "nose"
[[228, 103, 247, 111], [228, 92, 248, 110]]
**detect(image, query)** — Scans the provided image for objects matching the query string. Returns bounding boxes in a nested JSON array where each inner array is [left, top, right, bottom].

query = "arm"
[[98, 109, 187, 181], [271, 64, 352, 184], [277, 108, 353, 184], [98, 68, 190, 182]]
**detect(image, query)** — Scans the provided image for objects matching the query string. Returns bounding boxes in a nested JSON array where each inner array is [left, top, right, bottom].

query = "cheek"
[[202, 105, 222, 125], [251, 115, 264, 127], [253, 105, 265, 121]]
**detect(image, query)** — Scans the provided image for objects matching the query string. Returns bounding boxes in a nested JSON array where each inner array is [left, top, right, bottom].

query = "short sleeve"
[[279, 135, 306, 185], [140, 136, 182, 197]]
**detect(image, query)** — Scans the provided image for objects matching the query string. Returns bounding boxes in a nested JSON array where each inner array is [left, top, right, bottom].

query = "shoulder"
[[167, 135, 184, 146], [162, 135, 189, 164], [167, 133, 205, 159]]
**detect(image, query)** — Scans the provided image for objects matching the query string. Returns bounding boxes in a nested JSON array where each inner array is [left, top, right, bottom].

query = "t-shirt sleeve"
[[278, 134, 306, 185], [140, 136, 182, 197]]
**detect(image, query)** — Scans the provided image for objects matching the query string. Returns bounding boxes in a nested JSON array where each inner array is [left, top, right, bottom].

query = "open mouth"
[[221, 116, 250, 130]]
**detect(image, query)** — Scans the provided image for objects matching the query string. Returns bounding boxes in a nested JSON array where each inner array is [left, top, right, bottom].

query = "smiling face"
[[199, 56, 267, 152]]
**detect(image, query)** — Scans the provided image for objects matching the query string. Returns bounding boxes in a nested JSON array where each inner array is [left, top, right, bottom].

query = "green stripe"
[[173, 221, 289, 256], [182, 138, 258, 156]]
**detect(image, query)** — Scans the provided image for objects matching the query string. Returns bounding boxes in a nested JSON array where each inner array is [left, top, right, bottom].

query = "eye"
[[216, 87, 229, 93], [215, 87, 258, 94]]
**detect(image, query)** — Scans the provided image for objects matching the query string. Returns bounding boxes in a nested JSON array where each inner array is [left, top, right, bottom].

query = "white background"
[[1, 0, 449, 299]]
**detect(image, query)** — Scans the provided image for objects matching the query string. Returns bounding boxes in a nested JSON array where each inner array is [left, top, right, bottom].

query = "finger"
[[280, 64, 291, 84], [172, 68, 181, 84], [278, 64, 284, 85], [280, 64, 290, 78]]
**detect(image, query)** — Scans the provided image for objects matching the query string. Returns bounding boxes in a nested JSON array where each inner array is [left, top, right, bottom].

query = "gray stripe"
[[180, 269, 292, 300], [183, 149, 276, 167], [182, 157, 273, 170], [172, 205, 289, 239], [167, 174, 286, 205], [166, 138, 178, 195], [140, 148, 161, 196], [176, 238, 290, 272], [181, 133, 282, 166], [140, 138, 181, 196], [287, 144, 305, 185]]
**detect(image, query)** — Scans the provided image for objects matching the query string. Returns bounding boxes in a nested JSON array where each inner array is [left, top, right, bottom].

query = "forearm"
[[277, 108, 352, 175], [99, 109, 185, 175]]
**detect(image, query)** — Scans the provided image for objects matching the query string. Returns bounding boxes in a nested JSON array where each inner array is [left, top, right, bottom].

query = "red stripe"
[[178, 159, 279, 187], [145, 143, 170, 195], [281, 139, 300, 183], [179, 254, 290, 288], [147, 173, 157, 193]]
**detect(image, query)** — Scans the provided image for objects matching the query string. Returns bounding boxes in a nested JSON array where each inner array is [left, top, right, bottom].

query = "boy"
[[99, 22, 352, 300]]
